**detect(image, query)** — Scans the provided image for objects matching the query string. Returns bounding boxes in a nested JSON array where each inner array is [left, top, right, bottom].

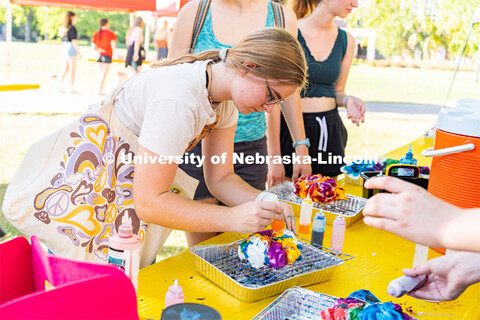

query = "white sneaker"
[[57, 85, 65, 93], [66, 87, 79, 94]]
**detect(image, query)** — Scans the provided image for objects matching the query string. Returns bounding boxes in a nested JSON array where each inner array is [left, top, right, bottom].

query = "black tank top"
[[299, 28, 347, 99]]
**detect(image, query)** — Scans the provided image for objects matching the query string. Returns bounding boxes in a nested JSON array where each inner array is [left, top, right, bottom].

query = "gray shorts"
[[179, 136, 268, 200]]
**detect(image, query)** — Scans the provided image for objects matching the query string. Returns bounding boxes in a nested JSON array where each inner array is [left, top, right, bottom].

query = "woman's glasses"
[[264, 79, 285, 105]]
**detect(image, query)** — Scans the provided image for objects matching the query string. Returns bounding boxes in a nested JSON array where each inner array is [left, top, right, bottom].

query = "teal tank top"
[[299, 28, 348, 99], [194, 2, 277, 143]]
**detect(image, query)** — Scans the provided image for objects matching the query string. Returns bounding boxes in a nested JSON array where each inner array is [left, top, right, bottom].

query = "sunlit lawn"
[[1, 41, 479, 105]]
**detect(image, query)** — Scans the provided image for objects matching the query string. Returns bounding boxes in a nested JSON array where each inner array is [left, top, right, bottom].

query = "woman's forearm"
[[265, 107, 282, 157], [207, 173, 260, 207], [443, 208, 480, 252], [135, 191, 232, 232]]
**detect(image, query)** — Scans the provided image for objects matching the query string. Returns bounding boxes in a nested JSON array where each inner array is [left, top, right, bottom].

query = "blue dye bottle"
[[400, 145, 417, 165], [311, 210, 326, 247]]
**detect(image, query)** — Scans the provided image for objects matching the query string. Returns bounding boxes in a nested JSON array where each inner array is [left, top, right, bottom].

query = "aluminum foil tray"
[[253, 287, 420, 320], [190, 238, 353, 302], [252, 287, 337, 319], [267, 181, 367, 227]]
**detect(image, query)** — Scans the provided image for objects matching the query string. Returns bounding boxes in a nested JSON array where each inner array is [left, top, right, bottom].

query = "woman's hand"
[[403, 252, 480, 301], [345, 96, 366, 126], [133, 53, 139, 62], [267, 162, 285, 188], [229, 201, 284, 234]]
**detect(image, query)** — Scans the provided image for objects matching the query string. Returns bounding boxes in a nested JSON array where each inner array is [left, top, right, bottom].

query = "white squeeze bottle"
[[165, 279, 184, 308], [330, 216, 346, 254], [108, 213, 141, 292], [387, 275, 427, 297], [298, 195, 313, 234]]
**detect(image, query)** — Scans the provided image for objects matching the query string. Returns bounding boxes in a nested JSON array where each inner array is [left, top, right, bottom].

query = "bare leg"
[[58, 57, 69, 89], [70, 57, 77, 89], [185, 197, 220, 247], [98, 62, 111, 92]]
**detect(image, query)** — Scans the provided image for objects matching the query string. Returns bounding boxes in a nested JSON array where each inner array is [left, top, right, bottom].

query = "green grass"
[[347, 65, 480, 106], [1, 41, 479, 105]]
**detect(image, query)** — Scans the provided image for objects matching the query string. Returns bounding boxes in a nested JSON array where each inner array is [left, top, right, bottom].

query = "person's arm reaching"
[[133, 144, 285, 233], [402, 252, 480, 301], [363, 176, 480, 252], [203, 125, 297, 232]]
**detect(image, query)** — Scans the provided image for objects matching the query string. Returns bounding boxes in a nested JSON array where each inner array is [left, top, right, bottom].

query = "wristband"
[[292, 138, 310, 148], [342, 95, 351, 106]]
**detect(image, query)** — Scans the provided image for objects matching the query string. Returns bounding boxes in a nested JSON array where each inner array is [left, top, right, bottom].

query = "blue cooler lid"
[[437, 99, 480, 138]]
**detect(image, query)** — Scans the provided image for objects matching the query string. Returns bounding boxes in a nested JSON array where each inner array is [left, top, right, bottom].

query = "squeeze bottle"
[[165, 279, 184, 308], [108, 213, 141, 292], [330, 216, 346, 254], [258, 192, 286, 231], [298, 195, 313, 234], [400, 145, 418, 165], [311, 210, 326, 247], [387, 275, 427, 297]]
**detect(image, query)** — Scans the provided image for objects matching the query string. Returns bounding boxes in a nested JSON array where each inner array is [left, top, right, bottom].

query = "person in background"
[[276, 0, 366, 182], [168, 0, 311, 247], [364, 176, 480, 301], [58, 11, 82, 93], [91, 18, 117, 95], [154, 20, 169, 60], [125, 17, 145, 73]]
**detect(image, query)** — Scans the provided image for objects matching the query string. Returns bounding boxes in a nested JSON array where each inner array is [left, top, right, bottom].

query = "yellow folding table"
[[137, 137, 480, 319], [0, 84, 39, 91]]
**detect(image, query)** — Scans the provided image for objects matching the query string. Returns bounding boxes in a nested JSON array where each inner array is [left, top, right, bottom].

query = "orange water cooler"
[[422, 100, 480, 253]]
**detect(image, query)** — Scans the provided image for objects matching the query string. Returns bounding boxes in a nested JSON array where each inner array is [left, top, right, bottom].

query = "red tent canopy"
[[154, 2, 177, 17], [10, 0, 156, 12], [154, 0, 191, 17]]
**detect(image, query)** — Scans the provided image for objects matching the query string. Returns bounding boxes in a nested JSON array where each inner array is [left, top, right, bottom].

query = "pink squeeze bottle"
[[330, 216, 346, 254], [108, 213, 141, 292], [165, 279, 184, 308]]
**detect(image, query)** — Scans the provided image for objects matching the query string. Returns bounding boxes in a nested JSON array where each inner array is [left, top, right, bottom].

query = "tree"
[[349, 0, 479, 60]]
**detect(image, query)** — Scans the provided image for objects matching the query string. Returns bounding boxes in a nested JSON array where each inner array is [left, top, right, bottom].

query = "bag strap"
[[190, 0, 212, 52], [271, 2, 285, 29]]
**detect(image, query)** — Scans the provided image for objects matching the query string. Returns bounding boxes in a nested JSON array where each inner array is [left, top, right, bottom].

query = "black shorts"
[[125, 44, 144, 68], [178, 136, 268, 200], [97, 55, 112, 63], [280, 108, 348, 177]]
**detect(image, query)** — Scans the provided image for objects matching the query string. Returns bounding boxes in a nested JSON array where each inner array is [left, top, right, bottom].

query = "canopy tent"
[[10, 0, 155, 12], [153, 2, 178, 18]]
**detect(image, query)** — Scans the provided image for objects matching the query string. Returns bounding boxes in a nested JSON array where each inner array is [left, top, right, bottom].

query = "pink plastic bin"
[[0, 236, 138, 319]]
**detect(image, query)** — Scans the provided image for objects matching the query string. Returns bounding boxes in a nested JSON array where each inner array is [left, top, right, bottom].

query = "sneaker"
[[57, 85, 65, 93], [67, 87, 80, 94]]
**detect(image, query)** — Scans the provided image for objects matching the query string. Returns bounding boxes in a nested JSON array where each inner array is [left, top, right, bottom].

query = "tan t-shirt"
[[114, 60, 238, 158]]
